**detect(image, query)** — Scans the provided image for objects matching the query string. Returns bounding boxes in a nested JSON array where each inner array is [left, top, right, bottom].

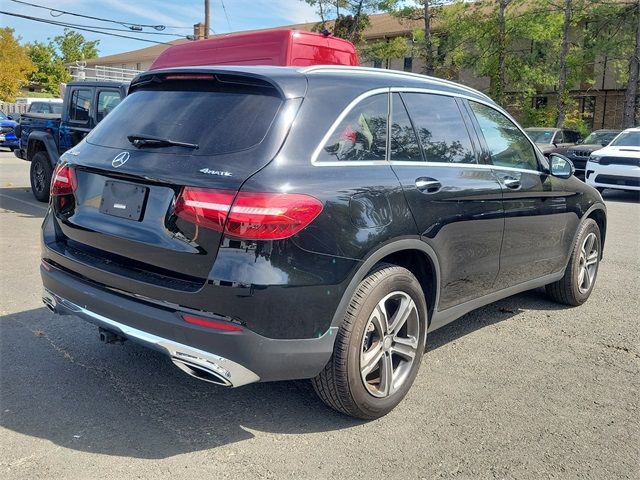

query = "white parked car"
[[586, 127, 640, 193]]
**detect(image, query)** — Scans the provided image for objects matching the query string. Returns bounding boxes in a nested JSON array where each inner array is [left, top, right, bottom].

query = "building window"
[[403, 57, 413, 72], [373, 59, 382, 69], [534, 96, 548, 109], [581, 96, 596, 130]]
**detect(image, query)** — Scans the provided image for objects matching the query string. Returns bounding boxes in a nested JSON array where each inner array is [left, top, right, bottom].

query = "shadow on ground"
[[0, 186, 47, 219], [0, 288, 566, 459]]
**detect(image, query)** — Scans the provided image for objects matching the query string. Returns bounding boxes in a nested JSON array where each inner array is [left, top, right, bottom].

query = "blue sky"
[[1, 0, 320, 57]]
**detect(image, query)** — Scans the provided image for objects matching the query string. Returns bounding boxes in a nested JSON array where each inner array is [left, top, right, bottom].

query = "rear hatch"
[[47, 70, 304, 295]]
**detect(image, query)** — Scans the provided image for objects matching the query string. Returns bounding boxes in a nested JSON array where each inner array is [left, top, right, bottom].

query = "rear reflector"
[[182, 314, 243, 332], [175, 187, 323, 240], [51, 163, 77, 196]]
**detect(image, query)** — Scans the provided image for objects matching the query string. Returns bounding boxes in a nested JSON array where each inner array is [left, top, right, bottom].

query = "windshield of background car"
[[52, 104, 62, 114], [525, 129, 554, 143], [86, 78, 283, 156], [609, 131, 640, 147], [583, 131, 618, 145]]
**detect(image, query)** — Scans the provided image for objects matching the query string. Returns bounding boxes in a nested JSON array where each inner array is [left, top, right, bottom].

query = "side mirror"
[[549, 153, 574, 179], [7, 115, 13, 120], [576, 138, 583, 144]]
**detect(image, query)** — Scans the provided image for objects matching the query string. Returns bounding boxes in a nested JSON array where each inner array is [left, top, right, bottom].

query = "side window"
[[390, 93, 421, 162], [69, 89, 92, 123], [97, 90, 122, 123], [402, 93, 476, 164], [469, 101, 539, 171], [555, 130, 564, 143], [318, 94, 387, 162]]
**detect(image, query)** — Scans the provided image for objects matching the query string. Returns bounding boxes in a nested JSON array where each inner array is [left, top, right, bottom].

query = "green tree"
[[304, 0, 383, 42], [53, 29, 99, 63], [358, 36, 408, 66], [384, 1, 450, 75], [0, 28, 35, 102], [26, 42, 70, 95], [26, 29, 100, 95]]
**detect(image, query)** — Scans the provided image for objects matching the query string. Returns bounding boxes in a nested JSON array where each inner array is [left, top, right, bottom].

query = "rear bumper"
[[41, 262, 337, 384]]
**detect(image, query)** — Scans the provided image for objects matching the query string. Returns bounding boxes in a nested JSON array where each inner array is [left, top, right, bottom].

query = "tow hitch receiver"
[[99, 327, 126, 345]]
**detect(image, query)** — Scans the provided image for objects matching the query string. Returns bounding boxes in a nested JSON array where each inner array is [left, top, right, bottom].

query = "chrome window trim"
[[389, 160, 545, 176], [312, 86, 545, 176], [311, 87, 390, 165]]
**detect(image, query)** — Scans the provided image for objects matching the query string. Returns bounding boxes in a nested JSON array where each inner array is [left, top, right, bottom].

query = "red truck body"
[[150, 29, 359, 70]]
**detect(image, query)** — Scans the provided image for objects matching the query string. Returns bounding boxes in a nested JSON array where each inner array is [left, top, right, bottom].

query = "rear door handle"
[[502, 177, 521, 189], [415, 177, 442, 193]]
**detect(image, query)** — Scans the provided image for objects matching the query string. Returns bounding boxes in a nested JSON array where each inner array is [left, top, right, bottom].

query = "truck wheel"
[[312, 264, 427, 419], [30, 151, 53, 203]]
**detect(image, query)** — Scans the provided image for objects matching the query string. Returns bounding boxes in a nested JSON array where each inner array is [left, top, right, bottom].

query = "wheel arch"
[[585, 205, 606, 257], [330, 238, 441, 333], [26, 132, 59, 166]]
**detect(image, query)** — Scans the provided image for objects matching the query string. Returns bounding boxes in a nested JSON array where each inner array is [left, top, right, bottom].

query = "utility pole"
[[204, 0, 210, 39]]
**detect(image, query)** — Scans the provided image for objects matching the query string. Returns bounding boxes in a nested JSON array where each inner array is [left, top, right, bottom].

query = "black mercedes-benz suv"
[[41, 66, 607, 419]]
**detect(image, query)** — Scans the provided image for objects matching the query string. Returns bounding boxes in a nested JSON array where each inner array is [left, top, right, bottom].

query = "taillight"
[[175, 187, 323, 240], [51, 163, 77, 196]]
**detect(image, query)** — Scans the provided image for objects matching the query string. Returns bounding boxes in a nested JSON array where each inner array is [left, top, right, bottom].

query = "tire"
[[546, 218, 601, 306], [30, 151, 53, 203], [312, 264, 427, 420]]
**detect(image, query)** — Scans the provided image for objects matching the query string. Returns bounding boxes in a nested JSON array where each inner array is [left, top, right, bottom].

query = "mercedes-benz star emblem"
[[112, 152, 130, 168]]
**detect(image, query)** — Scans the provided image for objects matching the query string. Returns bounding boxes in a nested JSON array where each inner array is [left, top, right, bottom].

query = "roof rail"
[[300, 65, 493, 102]]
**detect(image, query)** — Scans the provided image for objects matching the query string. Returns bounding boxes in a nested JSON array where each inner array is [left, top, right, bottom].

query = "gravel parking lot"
[[1, 150, 638, 479]]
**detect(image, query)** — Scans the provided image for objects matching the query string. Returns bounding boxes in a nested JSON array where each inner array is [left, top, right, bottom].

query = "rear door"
[[390, 91, 504, 310], [466, 100, 577, 288]]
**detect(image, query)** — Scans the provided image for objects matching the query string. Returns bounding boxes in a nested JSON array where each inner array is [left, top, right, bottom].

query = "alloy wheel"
[[360, 291, 420, 398], [577, 232, 598, 294]]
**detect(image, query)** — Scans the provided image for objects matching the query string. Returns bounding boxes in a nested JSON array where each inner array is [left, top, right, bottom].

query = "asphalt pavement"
[[1, 151, 638, 479]]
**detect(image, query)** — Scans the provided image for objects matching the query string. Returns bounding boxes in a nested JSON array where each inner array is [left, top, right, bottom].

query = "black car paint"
[[41, 66, 606, 382]]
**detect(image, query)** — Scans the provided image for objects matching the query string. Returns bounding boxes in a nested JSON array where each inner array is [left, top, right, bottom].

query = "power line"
[[8, 0, 192, 31], [0, 10, 174, 45], [219, 0, 232, 31], [14, 15, 187, 37]]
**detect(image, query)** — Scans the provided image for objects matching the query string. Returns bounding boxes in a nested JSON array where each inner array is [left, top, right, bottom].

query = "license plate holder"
[[99, 180, 148, 221]]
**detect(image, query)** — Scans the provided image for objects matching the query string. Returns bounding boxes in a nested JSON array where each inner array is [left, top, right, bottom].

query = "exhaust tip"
[[42, 291, 57, 313], [171, 357, 233, 387]]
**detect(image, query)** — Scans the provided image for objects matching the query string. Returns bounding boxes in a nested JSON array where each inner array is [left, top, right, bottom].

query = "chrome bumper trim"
[[43, 289, 260, 387]]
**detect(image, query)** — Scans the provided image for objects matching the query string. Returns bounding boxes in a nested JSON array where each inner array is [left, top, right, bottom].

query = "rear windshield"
[[86, 79, 283, 156], [525, 129, 555, 143]]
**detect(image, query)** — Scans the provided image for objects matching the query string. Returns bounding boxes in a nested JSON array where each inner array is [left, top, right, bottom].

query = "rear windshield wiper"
[[127, 134, 199, 149]]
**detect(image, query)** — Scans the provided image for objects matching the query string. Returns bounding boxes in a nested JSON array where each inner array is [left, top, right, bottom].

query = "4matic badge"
[[200, 168, 232, 177]]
